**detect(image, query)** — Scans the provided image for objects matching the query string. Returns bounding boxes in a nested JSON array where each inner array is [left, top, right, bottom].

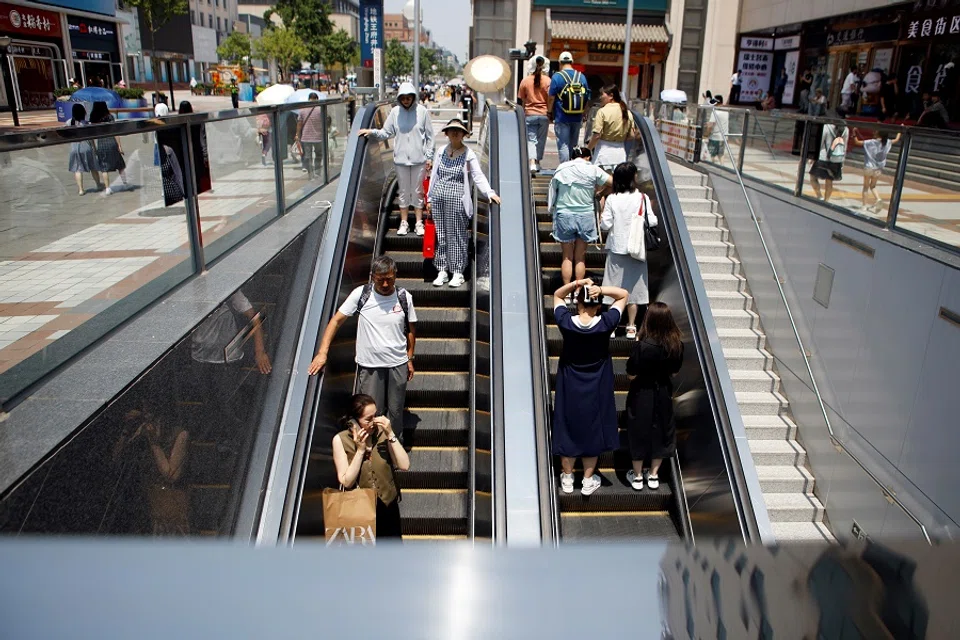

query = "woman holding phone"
[[551, 278, 628, 496], [331, 394, 410, 539]]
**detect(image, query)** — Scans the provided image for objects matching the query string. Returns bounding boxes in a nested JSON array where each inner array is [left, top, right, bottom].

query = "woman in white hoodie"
[[360, 83, 435, 236]]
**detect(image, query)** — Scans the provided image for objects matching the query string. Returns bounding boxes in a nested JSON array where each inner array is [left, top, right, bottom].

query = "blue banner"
[[36, 0, 115, 17], [360, 0, 383, 68]]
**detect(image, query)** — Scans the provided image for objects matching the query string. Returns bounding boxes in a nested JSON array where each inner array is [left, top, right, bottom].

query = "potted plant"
[[54, 87, 80, 122], [116, 87, 149, 120]]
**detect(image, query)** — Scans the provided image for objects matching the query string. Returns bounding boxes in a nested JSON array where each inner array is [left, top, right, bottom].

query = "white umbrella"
[[255, 84, 296, 106]]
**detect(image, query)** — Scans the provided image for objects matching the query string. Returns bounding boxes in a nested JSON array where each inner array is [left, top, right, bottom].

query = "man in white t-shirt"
[[730, 69, 742, 104], [309, 255, 417, 441], [841, 66, 860, 112]]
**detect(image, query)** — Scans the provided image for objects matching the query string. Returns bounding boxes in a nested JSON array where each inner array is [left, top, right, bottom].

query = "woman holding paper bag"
[[331, 394, 410, 539]]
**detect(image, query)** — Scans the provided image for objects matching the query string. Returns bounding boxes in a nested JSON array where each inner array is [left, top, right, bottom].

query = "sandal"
[[626, 325, 637, 340]]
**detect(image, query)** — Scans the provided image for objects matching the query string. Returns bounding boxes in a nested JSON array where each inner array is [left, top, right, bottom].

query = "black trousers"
[[231, 93, 239, 109], [730, 85, 741, 105], [377, 498, 402, 540]]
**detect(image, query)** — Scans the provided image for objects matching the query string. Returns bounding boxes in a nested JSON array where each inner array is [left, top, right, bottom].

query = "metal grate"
[[813, 263, 835, 309]]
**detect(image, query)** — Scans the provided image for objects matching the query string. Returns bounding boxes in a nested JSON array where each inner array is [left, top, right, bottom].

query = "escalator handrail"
[[510, 104, 560, 546], [637, 112, 773, 544], [256, 100, 390, 545]]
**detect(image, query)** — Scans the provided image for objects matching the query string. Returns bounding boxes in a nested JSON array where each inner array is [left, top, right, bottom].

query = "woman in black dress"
[[552, 278, 628, 496], [90, 101, 128, 195], [624, 302, 684, 491]]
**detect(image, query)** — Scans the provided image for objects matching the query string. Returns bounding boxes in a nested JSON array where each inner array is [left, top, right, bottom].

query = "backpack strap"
[[356, 282, 374, 313], [397, 287, 410, 334]]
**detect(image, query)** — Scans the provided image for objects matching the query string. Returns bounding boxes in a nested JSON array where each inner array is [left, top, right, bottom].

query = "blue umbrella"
[[285, 88, 327, 104], [71, 87, 123, 108]]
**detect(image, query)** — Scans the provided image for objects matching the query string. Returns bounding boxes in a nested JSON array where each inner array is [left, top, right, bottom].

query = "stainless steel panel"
[[813, 264, 834, 308]]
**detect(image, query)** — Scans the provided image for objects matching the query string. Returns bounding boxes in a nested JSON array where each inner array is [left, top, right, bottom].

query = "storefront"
[[895, 1, 960, 122], [547, 21, 669, 100], [0, 2, 68, 110], [68, 15, 122, 87]]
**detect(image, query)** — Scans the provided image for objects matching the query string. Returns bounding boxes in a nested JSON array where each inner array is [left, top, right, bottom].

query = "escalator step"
[[413, 338, 470, 372], [399, 447, 469, 489], [403, 408, 469, 447], [396, 278, 471, 307], [406, 308, 470, 338], [556, 471, 673, 512], [406, 372, 469, 407], [560, 513, 680, 541], [400, 489, 469, 536]]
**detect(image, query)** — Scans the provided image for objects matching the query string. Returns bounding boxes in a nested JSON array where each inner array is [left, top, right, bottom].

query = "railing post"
[[272, 107, 286, 215], [738, 110, 749, 174], [795, 120, 812, 197], [179, 122, 205, 273], [885, 129, 912, 229], [321, 104, 329, 184]]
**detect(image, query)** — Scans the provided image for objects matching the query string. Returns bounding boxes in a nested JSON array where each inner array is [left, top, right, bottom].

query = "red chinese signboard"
[[0, 2, 62, 38]]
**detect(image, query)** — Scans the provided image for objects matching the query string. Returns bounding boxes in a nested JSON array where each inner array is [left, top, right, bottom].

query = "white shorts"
[[396, 163, 426, 210], [863, 167, 883, 179]]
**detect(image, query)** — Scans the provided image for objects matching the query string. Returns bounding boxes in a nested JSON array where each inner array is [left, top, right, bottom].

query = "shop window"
[[209, 14, 213, 27], [217, 16, 221, 30], [216, 0, 219, 5]]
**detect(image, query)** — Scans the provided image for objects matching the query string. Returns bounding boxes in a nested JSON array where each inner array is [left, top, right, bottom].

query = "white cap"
[[397, 82, 417, 97], [559, 51, 574, 63]]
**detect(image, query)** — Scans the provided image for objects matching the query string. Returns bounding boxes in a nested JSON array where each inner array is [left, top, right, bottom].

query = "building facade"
[[383, 11, 430, 45]]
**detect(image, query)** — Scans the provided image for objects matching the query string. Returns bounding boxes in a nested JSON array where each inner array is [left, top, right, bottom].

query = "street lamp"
[[0, 35, 19, 127]]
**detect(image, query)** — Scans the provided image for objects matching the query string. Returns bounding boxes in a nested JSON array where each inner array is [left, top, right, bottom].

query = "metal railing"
[[0, 97, 353, 410], [634, 98, 960, 254], [705, 107, 933, 544]]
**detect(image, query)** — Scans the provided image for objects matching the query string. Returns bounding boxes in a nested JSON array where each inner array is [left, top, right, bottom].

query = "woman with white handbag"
[[599, 162, 658, 340]]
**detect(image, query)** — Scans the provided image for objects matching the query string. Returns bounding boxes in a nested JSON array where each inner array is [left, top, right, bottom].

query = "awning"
[[550, 21, 669, 43]]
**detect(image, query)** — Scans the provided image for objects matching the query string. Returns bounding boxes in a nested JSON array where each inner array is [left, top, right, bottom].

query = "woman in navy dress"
[[552, 277, 628, 496]]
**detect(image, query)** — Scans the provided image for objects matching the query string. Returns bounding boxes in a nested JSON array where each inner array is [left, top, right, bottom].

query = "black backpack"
[[356, 283, 412, 333]]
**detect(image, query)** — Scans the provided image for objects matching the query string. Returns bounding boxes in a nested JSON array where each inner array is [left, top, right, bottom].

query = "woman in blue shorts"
[[547, 146, 612, 288]]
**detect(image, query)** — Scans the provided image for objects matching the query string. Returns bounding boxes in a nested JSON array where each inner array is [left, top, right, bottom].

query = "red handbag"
[[422, 218, 436, 259]]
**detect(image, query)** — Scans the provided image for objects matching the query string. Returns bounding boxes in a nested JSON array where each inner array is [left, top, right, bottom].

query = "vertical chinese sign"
[[360, 0, 383, 69]]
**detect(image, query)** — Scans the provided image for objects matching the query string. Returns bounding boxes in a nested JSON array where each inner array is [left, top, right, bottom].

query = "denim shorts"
[[553, 211, 598, 243]]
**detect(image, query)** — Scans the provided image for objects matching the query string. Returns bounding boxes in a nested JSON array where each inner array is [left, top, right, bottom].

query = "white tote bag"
[[627, 193, 652, 261]]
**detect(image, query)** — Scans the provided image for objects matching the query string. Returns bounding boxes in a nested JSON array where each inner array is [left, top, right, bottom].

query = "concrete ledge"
[[0, 181, 338, 494]]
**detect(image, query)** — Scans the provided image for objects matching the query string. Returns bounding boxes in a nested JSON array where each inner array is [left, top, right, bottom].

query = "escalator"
[[516, 105, 770, 544], [282, 103, 497, 544]]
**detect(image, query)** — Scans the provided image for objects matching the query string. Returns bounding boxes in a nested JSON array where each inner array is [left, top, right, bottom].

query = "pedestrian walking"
[[810, 121, 849, 202], [552, 278, 628, 495], [331, 394, 410, 539], [154, 95, 169, 117], [66, 103, 102, 196], [705, 95, 730, 163], [548, 146, 612, 288], [841, 66, 860, 112], [624, 302, 684, 491], [89, 101, 128, 195], [548, 52, 590, 164], [309, 256, 417, 443], [257, 112, 272, 165], [600, 163, 657, 339], [359, 82, 435, 237], [774, 68, 788, 108], [852, 129, 901, 212], [518, 55, 550, 174], [460, 88, 476, 132], [425, 119, 500, 288], [295, 93, 324, 180], [586, 84, 636, 169]]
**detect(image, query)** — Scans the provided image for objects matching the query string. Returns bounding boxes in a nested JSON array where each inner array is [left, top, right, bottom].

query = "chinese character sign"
[[736, 50, 772, 103], [360, 0, 384, 68], [0, 2, 62, 37]]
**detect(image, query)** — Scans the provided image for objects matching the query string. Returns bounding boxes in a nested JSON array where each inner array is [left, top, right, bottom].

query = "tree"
[[263, 0, 333, 66], [254, 26, 308, 82], [385, 39, 413, 79], [125, 0, 188, 97], [321, 29, 358, 78], [217, 31, 252, 65]]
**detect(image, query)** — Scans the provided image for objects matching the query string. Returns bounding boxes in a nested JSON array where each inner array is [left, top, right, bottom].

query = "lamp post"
[[0, 36, 19, 127], [413, 0, 421, 90], [621, 0, 634, 98]]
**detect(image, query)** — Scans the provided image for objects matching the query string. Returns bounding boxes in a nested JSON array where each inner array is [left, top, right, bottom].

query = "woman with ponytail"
[[587, 84, 636, 169], [517, 55, 551, 173]]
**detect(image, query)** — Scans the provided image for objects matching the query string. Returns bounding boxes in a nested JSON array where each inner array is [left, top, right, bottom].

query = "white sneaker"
[[449, 273, 465, 288], [398, 220, 410, 236], [646, 474, 660, 490], [415, 221, 425, 236], [626, 469, 644, 491], [104, 187, 113, 196], [432, 271, 449, 286], [560, 472, 574, 494], [581, 474, 601, 496]]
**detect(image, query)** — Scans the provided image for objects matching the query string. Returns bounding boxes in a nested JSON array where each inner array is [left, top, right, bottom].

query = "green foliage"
[[117, 87, 146, 99], [385, 39, 412, 79], [54, 87, 79, 98], [321, 28, 357, 76], [263, 0, 333, 65], [217, 31, 252, 64], [254, 26, 308, 81], [124, 0, 188, 90]]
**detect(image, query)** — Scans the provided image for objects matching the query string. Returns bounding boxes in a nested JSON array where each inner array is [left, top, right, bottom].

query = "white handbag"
[[627, 193, 652, 261]]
